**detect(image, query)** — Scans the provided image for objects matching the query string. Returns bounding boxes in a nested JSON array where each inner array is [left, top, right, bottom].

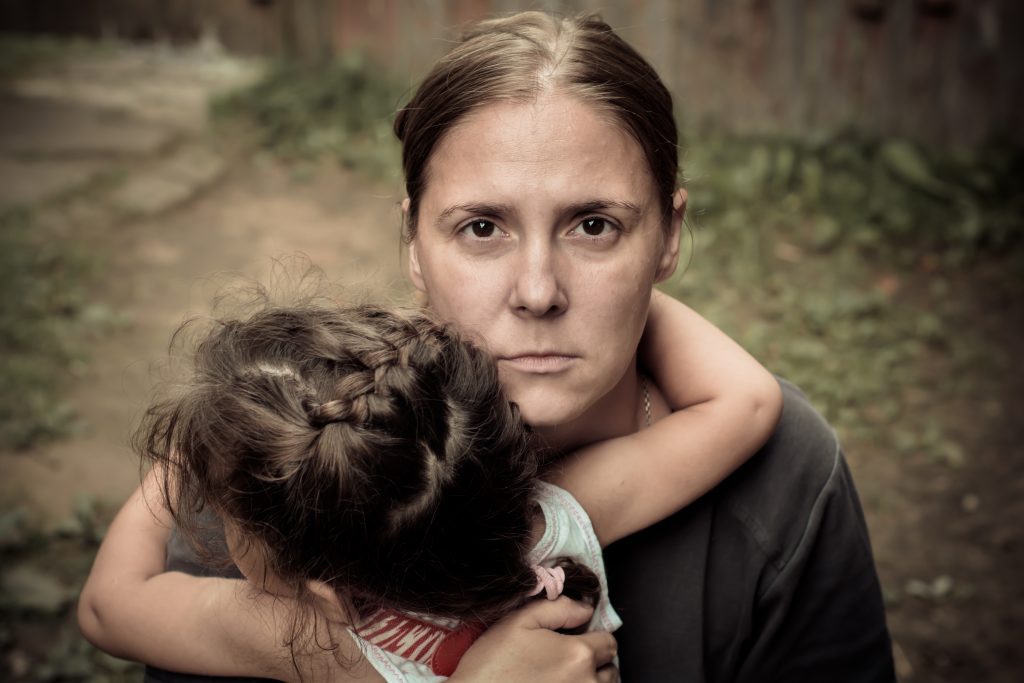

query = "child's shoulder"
[[529, 483, 601, 574]]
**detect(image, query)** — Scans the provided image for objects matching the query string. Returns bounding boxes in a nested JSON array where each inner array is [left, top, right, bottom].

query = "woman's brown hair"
[[394, 11, 679, 239], [136, 301, 599, 632]]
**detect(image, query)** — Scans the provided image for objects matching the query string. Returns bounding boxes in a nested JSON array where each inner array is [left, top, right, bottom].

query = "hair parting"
[[395, 10, 680, 240]]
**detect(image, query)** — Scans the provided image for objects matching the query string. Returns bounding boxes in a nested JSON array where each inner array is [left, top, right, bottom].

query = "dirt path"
[[0, 46, 409, 526], [3, 161, 409, 524]]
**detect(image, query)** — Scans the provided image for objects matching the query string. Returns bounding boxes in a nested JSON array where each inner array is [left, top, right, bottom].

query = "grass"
[[0, 34, 110, 85], [0, 34, 121, 450], [0, 499, 141, 681], [212, 52, 404, 177], [0, 210, 97, 450], [663, 134, 1023, 464]]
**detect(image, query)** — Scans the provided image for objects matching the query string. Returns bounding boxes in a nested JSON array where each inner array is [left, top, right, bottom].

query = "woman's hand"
[[449, 597, 618, 683]]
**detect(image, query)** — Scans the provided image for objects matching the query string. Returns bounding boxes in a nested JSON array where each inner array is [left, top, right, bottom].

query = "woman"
[[149, 11, 894, 682], [393, 13, 894, 679]]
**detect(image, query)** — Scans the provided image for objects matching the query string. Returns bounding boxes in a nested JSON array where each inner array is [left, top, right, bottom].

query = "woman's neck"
[[532, 359, 646, 452]]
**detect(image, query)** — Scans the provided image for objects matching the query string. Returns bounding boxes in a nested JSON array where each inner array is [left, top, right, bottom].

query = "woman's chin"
[[511, 390, 590, 432], [500, 369, 623, 436]]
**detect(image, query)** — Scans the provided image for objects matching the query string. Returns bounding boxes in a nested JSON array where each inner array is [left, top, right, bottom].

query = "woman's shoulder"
[[714, 377, 852, 568]]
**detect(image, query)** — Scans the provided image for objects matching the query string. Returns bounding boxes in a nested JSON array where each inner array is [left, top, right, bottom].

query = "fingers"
[[597, 663, 620, 683], [509, 596, 595, 632], [576, 629, 618, 668], [454, 598, 617, 683], [503, 597, 617, 668]]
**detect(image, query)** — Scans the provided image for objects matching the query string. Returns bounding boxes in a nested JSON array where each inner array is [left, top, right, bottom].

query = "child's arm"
[[78, 471, 296, 677], [547, 290, 782, 546], [77, 470, 382, 682]]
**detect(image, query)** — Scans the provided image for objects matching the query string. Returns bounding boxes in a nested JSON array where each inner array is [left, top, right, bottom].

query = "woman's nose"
[[509, 240, 568, 317]]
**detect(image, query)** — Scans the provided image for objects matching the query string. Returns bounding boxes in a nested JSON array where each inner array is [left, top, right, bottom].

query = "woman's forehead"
[[421, 93, 659, 210]]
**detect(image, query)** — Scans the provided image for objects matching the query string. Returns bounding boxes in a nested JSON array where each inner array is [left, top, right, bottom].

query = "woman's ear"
[[408, 241, 427, 293], [306, 579, 349, 623], [403, 198, 428, 293], [655, 188, 686, 283]]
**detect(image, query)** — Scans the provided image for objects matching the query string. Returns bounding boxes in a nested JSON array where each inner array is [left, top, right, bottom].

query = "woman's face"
[[407, 93, 683, 436]]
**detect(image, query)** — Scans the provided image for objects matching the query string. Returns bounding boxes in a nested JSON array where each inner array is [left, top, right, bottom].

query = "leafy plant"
[[682, 132, 1024, 258], [213, 52, 403, 175], [666, 133, 1022, 467], [0, 34, 108, 85], [0, 210, 95, 449]]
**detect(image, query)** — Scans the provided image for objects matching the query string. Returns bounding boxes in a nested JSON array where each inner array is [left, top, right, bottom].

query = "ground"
[[0, 43, 1021, 681]]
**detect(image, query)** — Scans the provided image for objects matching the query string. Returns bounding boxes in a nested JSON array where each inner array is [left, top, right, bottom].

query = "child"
[[79, 293, 781, 681]]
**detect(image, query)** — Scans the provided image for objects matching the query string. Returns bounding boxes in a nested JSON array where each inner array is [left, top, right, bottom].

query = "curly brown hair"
[[136, 302, 598, 635]]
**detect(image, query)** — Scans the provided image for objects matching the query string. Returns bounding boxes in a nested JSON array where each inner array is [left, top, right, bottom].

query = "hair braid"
[[137, 300, 595, 628]]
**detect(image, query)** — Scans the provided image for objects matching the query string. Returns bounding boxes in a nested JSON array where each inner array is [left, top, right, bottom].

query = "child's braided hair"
[[137, 302, 598, 628]]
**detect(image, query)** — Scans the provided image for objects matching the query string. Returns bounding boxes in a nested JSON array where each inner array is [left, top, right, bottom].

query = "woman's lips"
[[498, 354, 577, 373]]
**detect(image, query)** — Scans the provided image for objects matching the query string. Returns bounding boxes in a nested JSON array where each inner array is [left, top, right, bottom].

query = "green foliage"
[[213, 53, 403, 176], [0, 211, 94, 450], [665, 134, 1021, 464], [0, 504, 141, 681], [0, 34, 107, 85], [683, 133, 1024, 257]]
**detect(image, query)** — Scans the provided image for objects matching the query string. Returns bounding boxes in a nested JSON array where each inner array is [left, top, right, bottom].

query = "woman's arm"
[[548, 290, 783, 546], [77, 471, 382, 682]]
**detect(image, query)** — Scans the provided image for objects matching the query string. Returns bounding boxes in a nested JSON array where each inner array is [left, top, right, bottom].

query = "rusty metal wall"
[[2, 0, 1020, 147]]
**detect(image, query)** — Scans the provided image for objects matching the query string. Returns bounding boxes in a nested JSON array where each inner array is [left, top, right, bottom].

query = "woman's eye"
[[572, 217, 616, 237], [461, 220, 499, 239]]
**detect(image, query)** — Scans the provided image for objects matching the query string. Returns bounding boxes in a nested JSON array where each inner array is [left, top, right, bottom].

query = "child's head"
[[138, 303, 547, 624]]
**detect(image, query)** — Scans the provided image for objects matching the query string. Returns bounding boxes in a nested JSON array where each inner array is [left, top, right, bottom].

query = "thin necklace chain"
[[639, 374, 652, 428]]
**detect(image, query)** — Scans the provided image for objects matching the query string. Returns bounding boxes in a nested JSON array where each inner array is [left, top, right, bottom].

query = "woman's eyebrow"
[[435, 202, 516, 226], [434, 199, 643, 227], [566, 200, 643, 217]]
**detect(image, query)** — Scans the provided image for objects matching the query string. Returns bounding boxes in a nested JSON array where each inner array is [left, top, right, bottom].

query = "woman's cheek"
[[584, 255, 656, 314], [427, 260, 510, 338]]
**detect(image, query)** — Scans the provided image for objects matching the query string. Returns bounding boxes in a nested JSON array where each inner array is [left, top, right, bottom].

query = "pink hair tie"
[[528, 565, 566, 601]]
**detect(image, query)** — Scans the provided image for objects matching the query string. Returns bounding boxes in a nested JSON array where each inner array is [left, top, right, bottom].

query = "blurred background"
[[0, 1, 1021, 681]]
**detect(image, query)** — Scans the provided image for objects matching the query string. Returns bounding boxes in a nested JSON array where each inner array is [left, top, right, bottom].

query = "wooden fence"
[[2, 0, 1020, 147]]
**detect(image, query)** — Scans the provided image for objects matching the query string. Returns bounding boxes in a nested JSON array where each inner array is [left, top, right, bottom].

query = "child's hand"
[[451, 597, 618, 683]]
